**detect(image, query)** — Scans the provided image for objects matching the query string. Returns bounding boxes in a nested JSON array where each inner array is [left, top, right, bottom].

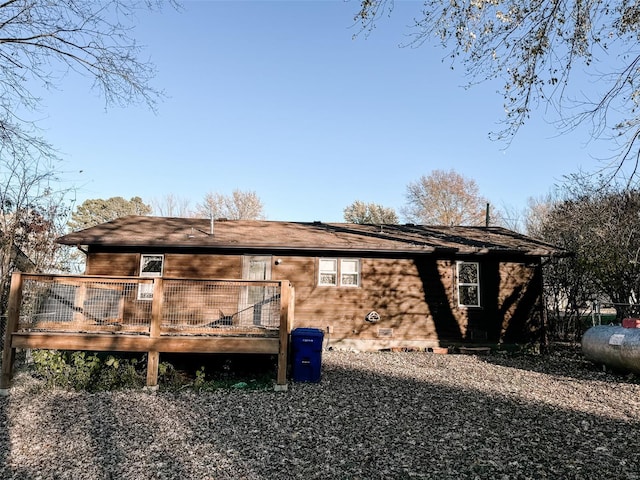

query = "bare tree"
[[0, 150, 69, 310], [537, 175, 640, 338], [402, 170, 489, 226], [0, 0, 171, 158], [355, 1, 640, 171], [0, 1, 175, 303], [524, 194, 558, 239], [151, 194, 193, 217], [196, 190, 265, 220], [492, 203, 524, 232], [343, 200, 399, 224]]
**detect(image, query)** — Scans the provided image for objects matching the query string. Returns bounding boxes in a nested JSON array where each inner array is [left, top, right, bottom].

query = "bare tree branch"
[[0, 0, 174, 158], [354, 0, 640, 171], [196, 190, 265, 220]]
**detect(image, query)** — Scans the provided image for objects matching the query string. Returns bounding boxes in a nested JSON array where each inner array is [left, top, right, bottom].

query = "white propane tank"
[[582, 325, 640, 373]]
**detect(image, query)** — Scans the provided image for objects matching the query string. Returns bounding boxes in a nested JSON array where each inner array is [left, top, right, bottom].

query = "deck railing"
[[1, 273, 294, 391], [16, 274, 285, 334]]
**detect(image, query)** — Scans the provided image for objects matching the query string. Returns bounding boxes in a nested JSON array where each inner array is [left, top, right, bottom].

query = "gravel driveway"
[[1, 348, 639, 479]]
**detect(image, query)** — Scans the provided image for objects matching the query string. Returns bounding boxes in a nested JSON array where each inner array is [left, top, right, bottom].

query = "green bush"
[[29, 351, 277, 392], [157, 362, 274, 392], [30, 350, 146, 392], [187, 364, 274, 392]]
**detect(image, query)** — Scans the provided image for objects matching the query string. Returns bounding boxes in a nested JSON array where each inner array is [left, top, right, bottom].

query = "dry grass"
[[1, 347, 639, 479]]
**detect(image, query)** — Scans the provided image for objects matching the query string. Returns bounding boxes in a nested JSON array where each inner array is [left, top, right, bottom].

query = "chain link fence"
[[546, 300, 639, 342]]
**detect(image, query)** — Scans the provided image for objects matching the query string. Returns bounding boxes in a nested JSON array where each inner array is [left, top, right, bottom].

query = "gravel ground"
[[1, 348, 640, 479]]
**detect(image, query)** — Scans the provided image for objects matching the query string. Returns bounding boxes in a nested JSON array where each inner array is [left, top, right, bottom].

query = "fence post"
[[275, 281, 293, 391], [146, 278, 163, 389], [1, 272, 23, 392]]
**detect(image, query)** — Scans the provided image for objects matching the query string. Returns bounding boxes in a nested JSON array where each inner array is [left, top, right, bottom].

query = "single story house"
[[57, 215, 565, 351]]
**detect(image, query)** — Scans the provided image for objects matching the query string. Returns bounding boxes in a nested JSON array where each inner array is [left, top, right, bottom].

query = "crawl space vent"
[[377, 328, 394, 338]]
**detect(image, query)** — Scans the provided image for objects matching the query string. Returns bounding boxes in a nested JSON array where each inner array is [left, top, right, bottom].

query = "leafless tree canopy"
[[0, 2, 175, 306], [0, 0, 170, 157], [343, 200, 399, 224], [196, 190, 265, 220], [0, 151, 69, 308], [402, 169, 489, 226], [524, 194, 558, 239], [535, 175, 640, 338], [356, 0, 640, 171], [151, 194, 193, 217]]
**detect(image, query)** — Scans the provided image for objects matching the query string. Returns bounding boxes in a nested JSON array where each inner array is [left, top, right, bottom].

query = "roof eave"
[[60, 241, 562, 257]]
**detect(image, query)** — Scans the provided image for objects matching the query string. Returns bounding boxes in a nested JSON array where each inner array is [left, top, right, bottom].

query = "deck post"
[[73, 282, 87, 324], [146, 278, 163, 389], [1, 272, 23, 393], [275, 281, 293, 391]]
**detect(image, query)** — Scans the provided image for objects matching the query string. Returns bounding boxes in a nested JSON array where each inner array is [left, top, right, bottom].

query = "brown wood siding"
[[287, 256, 542, 345], [87, 252, 244, 279], [464, 259, 542, 344], [86, 253, 139, 276], [83, 251, 543, 346], [277, 257, 456, 343], [499, 261, 543, 343], [163, 253, 242, 279]]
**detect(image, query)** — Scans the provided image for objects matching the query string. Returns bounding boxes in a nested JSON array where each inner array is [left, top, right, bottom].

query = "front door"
[[240, 256, 272, 325]]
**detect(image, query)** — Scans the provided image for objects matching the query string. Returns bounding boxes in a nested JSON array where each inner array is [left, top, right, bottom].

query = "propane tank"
[[582, 325, 640, 373]]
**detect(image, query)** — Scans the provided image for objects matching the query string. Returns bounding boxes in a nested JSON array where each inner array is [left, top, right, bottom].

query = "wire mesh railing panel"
[[162, 279, 281, 332], [19, 280, 76, 327], [238, 285, 281, 328], [17, 277, 152, 333], [11, 275, 284, 336], [83, 280, 152, 329]]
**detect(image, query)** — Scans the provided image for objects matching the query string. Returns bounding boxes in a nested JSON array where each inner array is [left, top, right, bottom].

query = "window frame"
[[318, 257, 361, 288], [318, 258, 338, 286], [456, 261, 481, 308], [137, 254, 164, 300], [339, 258, 360, 287]]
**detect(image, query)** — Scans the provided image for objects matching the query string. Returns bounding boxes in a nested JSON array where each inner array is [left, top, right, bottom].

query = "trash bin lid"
[[291, 327, 324, 338]]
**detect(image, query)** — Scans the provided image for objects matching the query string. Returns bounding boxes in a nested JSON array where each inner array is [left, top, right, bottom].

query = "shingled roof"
[[57, 215, 566, 257]]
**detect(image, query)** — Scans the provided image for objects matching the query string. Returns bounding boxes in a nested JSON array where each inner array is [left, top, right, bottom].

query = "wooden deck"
[[1, 273, 294, 391]]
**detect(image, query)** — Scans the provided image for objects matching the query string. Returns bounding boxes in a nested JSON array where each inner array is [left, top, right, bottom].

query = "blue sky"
[[37, 0, 614, 224]]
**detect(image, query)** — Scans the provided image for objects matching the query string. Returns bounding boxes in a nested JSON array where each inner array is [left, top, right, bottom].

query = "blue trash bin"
[[291, 327, 324, 382]]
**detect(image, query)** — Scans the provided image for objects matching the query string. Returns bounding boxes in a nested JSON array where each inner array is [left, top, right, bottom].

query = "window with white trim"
[[319, 258, 360, 287], [319, 258, 337, 286], [138, 254, 164, 300], [457, 261, 480, 307]]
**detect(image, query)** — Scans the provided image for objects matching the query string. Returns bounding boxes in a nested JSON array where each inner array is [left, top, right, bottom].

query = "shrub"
[[29, 351, 277, 392], [30, 350, 146, 392]]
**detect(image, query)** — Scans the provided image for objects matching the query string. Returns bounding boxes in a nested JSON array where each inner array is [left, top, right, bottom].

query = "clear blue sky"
[[38, 0, 613, 224]]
